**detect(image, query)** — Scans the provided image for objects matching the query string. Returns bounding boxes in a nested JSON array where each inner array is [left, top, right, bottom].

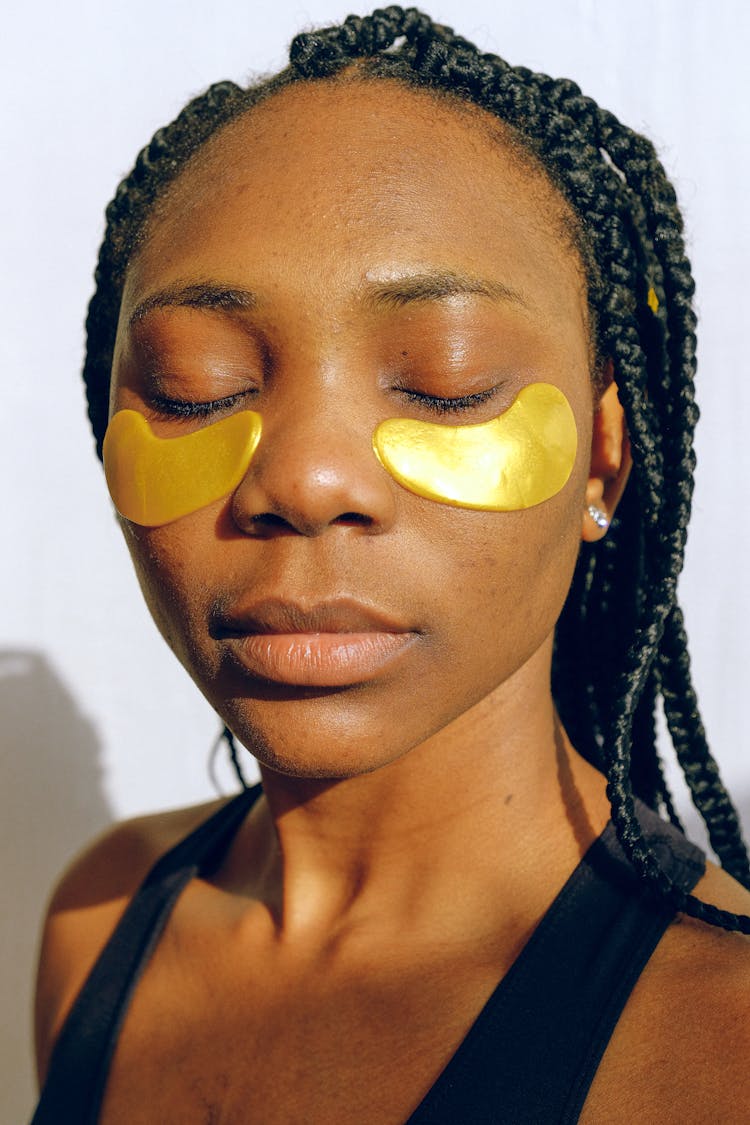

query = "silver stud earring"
[[587, 504, 609, 530]]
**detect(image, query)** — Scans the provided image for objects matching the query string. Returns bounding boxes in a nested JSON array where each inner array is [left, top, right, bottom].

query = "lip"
[[214, 597, 418, 687]]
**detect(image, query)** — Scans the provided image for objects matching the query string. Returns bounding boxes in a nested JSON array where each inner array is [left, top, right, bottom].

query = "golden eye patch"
[[372, 382, 577, 510], [103, 382, 575, 526], [103, 409, 262, 526]]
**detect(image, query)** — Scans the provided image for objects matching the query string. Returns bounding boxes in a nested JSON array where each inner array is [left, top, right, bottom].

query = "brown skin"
[[35, 81, 750, 1123]]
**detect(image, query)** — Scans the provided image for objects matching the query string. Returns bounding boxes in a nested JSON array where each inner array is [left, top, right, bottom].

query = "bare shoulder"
[[34, 795, 228, 1087], [582, 859, 750, 1122]]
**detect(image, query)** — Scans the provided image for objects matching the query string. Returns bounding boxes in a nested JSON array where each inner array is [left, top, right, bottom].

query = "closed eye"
[[397, 385, 501, 415], [148, 390, 255, 418], [148, 385, 499, 419]]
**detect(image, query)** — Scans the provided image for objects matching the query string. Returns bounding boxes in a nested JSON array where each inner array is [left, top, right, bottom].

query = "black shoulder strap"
[[408, 804, 705, 1125], [31, 784, 262, 1125]]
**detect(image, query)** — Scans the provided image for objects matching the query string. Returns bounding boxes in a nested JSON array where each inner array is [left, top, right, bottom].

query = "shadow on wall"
[[0, 649, 112, 1124]]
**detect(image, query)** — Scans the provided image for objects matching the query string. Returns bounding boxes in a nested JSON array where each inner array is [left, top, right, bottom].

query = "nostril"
[[249, 512, 297, 533], [240, 510, 376, 536], [239, 510, 374, 536], [335, 512, 374, 527]]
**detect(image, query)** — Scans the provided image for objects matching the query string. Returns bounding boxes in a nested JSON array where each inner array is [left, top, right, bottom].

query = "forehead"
[[122, 80, 587, 335]]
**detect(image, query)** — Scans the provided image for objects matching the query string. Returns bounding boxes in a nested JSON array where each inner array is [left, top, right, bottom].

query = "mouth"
[[212, 597, 419, 688]]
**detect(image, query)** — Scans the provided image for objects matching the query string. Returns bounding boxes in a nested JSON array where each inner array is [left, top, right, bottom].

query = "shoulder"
[[663, 861, 750, 1065], [33, 796, 228, 1087], [582, 858, 750, 1122]]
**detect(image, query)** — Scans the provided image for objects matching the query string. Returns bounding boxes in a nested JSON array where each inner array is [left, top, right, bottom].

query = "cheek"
[[428, 472, 585, 676], [121, 517, 217, 667]]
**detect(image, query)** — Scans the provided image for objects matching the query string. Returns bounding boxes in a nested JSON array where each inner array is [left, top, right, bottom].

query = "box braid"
[[82, 6, 750, 932]]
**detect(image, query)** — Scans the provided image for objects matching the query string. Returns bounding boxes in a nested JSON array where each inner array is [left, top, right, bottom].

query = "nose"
[[230, 397, 397, 537]]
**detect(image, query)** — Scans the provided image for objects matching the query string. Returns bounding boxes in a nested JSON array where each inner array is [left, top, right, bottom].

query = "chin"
[[241, 737, 399, 784], [222, 704, 409, 783]]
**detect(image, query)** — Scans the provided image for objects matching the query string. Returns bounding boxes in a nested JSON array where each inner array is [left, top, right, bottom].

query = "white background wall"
[[3, 1, 749, 1118]]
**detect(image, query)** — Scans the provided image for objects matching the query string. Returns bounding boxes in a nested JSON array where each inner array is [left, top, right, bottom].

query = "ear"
[[582, 361, 632, 542]]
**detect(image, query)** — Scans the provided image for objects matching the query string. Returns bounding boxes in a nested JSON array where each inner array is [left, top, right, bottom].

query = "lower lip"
[[225, 631, 416, 687]]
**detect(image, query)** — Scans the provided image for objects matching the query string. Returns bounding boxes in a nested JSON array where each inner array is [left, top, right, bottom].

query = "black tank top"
[[31, 786, 704, 1124]]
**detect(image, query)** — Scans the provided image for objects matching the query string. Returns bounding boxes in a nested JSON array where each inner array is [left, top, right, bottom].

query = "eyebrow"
[[128, 269, 528, 327], [361, 270, 529, 310], [128, 282, 257, 326]]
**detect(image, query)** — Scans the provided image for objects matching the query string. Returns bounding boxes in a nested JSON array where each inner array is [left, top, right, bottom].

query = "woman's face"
[[110, 81, 595, 778]]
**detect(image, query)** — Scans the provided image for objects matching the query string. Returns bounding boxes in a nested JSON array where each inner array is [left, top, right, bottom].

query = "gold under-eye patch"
[[103, 382, 575, 526], [103, 409, 262, 526], [372, 382, 577, 510]]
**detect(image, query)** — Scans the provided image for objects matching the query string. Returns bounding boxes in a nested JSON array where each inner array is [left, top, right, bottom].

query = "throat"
[[212, 720, 610, 952]]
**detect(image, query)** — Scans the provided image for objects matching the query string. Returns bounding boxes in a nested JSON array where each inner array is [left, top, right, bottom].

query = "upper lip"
[[212, 596, 414, 637]]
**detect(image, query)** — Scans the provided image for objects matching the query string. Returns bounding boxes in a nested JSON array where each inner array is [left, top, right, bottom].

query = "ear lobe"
[[582, 364, 632, 542]]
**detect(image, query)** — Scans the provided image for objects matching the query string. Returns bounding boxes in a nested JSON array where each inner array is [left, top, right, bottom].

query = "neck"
[[229, 643, 611, 941]]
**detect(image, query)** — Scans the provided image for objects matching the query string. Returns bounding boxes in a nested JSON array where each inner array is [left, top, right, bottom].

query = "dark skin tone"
[[36, 82, 750, 1123]]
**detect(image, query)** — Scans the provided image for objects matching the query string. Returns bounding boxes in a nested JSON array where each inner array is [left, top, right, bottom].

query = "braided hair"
[[83, 6, 750, 933]]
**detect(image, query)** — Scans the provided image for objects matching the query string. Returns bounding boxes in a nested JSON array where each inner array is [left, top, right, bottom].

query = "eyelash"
[[149, 391, 250, 418], [398, 386, 499, 414], [149, 385, 498, 419]]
